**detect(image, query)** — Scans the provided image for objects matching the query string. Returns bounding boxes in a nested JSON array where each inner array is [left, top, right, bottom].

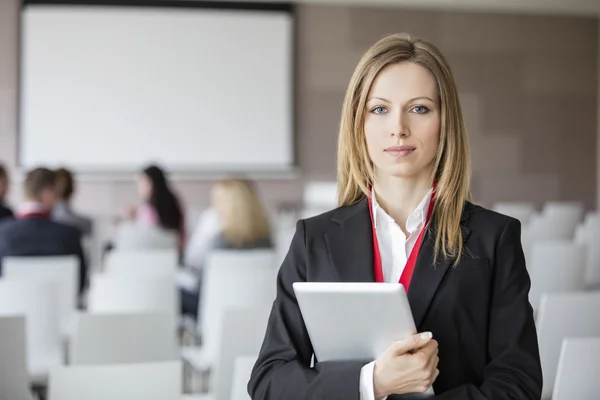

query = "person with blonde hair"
[[211, 178, 271, 249], [249, 33, 542, 399], [180, 178, 272, 317]]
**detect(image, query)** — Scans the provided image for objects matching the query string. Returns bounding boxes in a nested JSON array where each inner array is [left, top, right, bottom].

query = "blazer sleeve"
[[434, 219, 543, 400], [248, 220, 368, 400]]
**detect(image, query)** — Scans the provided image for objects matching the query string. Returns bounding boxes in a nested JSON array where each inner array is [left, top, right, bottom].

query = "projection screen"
[[20, 1, 294, 172]]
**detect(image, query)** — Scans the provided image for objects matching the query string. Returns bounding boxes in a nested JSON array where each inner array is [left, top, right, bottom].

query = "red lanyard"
[[367, 188, 436, 292], [18, 212, 50, 219]]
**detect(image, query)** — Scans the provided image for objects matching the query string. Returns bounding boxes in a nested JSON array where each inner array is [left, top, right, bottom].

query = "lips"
[[385, 145, 416, 157]]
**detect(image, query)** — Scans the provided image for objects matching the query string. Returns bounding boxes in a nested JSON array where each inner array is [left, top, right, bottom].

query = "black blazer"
[[0, 204, 13, 221], [248, 199, 542, 400], [0, 216, 88, 293]]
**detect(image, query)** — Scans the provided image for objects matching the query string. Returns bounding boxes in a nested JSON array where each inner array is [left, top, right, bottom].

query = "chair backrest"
[[536, 291, 600, 399], [0, 280, 61, 374], [105, 249, 178, 277], [303, 181, 338, 209], [492, 202, 536, 224], [48, 361, 181, 400], [230, 355, 258, 400], [575, 223, 600, 289], [2, 255, 78, 334], [528, 240, 586, 312], [274, 226, 296, 267], [584, 212, 600, 227], [553, 337, 600, 400], [71, 312, 177, 365], [212, 307, 270, 400], [0, 316, 34, 400], [114, 222, 177, 250], [88, 275, 178, 327], [199, 250, 276, 365], [543, 201, 584, 222]]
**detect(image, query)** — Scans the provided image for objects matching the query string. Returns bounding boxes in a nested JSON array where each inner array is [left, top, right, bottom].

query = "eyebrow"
[[368, 96, 435, 103]]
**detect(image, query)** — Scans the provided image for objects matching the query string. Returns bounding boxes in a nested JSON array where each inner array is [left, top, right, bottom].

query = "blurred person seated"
[[180, 178, 272, 318], [0, 167, 87, 293], [0, 163, 13, 221], [124, 164, 185, 250], [52, 167, 93, 236]]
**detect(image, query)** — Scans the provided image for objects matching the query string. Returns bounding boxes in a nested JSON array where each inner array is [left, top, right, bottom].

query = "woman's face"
[[364, 61, 440, 181], [137, 173, 153, 201]]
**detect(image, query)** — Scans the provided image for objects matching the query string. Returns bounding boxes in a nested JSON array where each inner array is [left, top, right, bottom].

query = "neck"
[[373, 172, 433, 232], [23, 198, 48, 210]]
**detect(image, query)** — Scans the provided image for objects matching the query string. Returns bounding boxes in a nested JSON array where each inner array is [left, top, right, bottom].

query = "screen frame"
[[18, 0, 297, 176]]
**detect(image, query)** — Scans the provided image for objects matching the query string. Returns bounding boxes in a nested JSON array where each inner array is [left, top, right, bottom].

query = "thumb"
[[393, 332, 433, 355]]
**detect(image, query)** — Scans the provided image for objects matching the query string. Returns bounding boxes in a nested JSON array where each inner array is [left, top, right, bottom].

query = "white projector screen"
[[20, 3, 293, 172]]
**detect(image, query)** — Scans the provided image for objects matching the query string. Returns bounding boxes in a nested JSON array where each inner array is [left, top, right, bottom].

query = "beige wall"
[[0, 1, 597, 216]]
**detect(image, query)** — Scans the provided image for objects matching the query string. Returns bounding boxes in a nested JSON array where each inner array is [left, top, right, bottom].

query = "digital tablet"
[[293, 282, 417, 362]]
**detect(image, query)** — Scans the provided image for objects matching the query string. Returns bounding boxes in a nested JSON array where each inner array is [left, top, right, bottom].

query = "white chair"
[[230, 356, 257, 400], [274, 225, 296, 266], [181, 250, 276, 373], [48, 361, 182, 400], [209, 307, 270, 399], [553, 337, 600, 400], [88, 275, 178, 328], [0, 316, 35, 400], [2, 255, 78, 336], [492, 202, 536, 224], [584, 212, 600, 227], [528, 240, 586, 312], [536, 292, 600, 399], [575, 222, 600, 289], [303, 181, 338, 210], [114, 222, 178, 250], [105, 249, 178, 277], [0, 280, 62, 384], [543, 201, 584, 222], [533, 202, 584, 240], [70, 312, 177, 365]]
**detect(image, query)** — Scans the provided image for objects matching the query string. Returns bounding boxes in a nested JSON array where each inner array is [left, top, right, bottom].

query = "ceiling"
[[216, 0, 600, 16]]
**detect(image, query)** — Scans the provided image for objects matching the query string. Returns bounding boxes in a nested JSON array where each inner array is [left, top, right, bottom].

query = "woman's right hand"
[[373, 332, 440, 398]]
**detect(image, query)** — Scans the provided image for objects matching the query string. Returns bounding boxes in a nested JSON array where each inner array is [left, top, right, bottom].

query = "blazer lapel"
[[325, 199, 376, 283], [408, 206, 473, 329]]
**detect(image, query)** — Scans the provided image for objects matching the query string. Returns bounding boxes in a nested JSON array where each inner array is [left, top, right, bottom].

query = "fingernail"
[[420, 332, 433, 341]]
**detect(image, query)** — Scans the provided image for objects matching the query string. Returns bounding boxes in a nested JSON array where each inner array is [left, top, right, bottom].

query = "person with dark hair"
[[52, 167, 93, 235], [130, 164, 185, 247], [0, 164, 13, 221], [0, 167, 87, 293]]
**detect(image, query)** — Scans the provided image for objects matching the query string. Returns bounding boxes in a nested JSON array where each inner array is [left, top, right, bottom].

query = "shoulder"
[[51, 220, 83, 239], [0, 217, 18, 234], [299, 199, 368, 236], [464, 202, 520, 234], [461, 202, 523, 260]]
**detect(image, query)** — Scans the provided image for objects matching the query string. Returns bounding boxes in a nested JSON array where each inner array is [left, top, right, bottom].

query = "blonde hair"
[[215, 178, 271, 247], [337, 33, 471, 263]]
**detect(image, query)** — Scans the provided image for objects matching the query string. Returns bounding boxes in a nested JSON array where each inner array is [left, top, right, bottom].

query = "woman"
[[180, 178, 272, 317], [248, 34, 542, 399], [52, 167, 93, 235], [132, 165, 185, 247]]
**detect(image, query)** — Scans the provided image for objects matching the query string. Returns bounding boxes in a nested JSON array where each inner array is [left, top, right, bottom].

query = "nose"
[[390, 111, 409, 138]]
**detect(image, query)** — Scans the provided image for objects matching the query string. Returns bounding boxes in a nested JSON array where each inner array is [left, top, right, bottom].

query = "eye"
[[411, 106, 430, 114], [370, 106, 388, 115]]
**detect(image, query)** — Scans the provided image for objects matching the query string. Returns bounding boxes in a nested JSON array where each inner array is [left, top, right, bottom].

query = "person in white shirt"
[[249, 33, 541, 400]]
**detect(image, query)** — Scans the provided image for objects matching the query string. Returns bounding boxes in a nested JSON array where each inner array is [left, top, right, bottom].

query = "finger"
[[431, 368, 440, 384], [393, 332, 433, 355], [417, 339, 438, 359], [424, 350, 438, 371]]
